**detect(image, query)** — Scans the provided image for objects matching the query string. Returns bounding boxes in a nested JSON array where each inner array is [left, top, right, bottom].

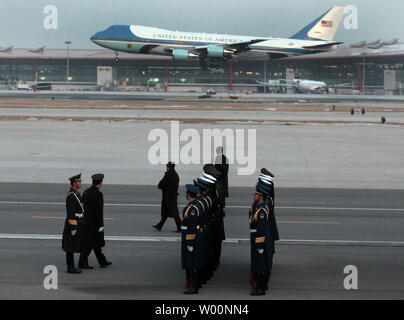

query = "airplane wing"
[[195, 39, 268, 54], [302, 42, 343, 49]]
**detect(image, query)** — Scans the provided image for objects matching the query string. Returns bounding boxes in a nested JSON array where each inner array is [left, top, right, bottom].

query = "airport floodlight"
[[65, 41, 72, 90]]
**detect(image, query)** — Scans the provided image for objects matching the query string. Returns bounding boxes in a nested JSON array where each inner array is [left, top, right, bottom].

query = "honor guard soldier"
[[62, 174, 84, 274], [153, 162, 181, 232], [249, 181, 273, 296], [198, 175, 218, 281], [193, 178, 213, 285], [78, 173, 112, 269], [181, 184, 202, 294], [259, 169, 279, 255], [203, 164, 226, 269]]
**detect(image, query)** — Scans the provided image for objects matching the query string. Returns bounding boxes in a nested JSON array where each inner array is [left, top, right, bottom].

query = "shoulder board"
[[206, 195, 212, 207], [197, 200, 205, 212], [183, 206, 192, 219]]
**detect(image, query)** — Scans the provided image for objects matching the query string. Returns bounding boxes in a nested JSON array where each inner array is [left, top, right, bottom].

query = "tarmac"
[[0, 184, 403, 300], [2, 90, 404, 104], [0, 120, 403, 189], [0, 94, 403, 299]]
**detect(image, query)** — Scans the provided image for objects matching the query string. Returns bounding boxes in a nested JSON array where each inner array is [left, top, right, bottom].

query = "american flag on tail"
[[321, 20, 333, 28]]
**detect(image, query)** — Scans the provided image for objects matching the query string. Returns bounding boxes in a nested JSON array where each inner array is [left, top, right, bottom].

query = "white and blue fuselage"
[[90, 7, 345, 64]]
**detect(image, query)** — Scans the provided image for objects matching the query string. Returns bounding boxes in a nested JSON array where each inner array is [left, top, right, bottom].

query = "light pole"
[[65, 41, 71, 90]]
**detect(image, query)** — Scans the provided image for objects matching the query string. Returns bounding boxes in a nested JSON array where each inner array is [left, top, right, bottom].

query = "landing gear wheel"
[[202, 64, 209, 71], [114, 57, 120, 63]]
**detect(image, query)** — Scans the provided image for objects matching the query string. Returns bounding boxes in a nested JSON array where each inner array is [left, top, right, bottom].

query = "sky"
[[0, 0, 403, 49]]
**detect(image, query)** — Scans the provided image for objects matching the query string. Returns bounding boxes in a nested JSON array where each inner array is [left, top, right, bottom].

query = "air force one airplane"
[[91, 6, 345, 70]]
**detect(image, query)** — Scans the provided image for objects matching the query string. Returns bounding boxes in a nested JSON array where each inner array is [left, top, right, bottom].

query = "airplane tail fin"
[[290, 6, 345, 41]]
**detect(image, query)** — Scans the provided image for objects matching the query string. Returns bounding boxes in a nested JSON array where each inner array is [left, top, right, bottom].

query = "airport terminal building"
[[0, 40, 404, 94]]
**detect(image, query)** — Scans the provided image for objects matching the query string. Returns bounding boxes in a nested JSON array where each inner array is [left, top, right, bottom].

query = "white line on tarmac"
[[1, 233, 404, 247], [0, 201, 403, 212]]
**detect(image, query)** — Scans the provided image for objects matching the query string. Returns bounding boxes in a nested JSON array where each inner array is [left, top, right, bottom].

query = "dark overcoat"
[[82, 185, 105, 248], [181, 200, 201, 270], [215, 154, 229, 197], [249, 203, 273, 273], [158, 169, 180, 219], [62, 188, 84, 253]]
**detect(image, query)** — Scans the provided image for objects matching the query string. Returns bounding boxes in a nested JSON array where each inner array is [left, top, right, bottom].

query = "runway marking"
[[1, 201, 403, 212], [1, 233, 404, 247], [278, 221, 340, 225], [32, 216, 114, 221], [29, 216, 336, 225]]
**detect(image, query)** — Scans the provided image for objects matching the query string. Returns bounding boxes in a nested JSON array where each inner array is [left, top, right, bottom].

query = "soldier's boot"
[[184, 270, 199, 294], [250, 273, 265, 296], [250, 289, 265, 296], [185, 271, 192, 289], [67, 266, 82, 274], [250, 273, 259, 292]]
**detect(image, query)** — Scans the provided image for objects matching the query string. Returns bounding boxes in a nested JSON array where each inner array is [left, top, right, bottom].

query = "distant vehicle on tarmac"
[[91, 7, 345, 70], [17, 83, 32, 90]]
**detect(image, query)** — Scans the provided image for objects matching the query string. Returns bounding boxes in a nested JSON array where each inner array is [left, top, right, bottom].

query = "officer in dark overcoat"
[[214, 147, 229, 198], [249, 181, 273, 296], [153, 162, 181, 232], [62, 173, 84, 274], [78, 173, 112, 269], [181, 184, 202, 294]]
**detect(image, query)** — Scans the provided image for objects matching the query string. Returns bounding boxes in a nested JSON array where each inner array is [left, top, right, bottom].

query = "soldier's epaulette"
[[197, 200, 205, 212], [251, 207, 267, 222], [202, 197, 210, 209], [262, 206, 269, 220], [183, 204, 200, 219], [206, 195, 212, 207]]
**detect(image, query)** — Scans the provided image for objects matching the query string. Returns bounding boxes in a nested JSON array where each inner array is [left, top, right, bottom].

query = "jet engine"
[[172, 49, 190, 60], [206, 46, 224, 58]]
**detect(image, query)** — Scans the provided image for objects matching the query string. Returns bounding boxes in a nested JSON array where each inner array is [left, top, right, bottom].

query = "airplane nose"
[[90, 32, 102, 42]]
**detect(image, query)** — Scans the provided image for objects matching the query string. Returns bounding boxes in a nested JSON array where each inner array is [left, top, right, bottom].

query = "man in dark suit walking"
[[78, 173, 112, 269], [153, 162, 181, 232], [215, 147, 229, 198]]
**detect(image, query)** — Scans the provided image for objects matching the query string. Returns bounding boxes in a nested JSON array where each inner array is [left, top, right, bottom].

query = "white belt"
[[181, 226, 187, 230], [250, 229, 257, 233], [75, 213, 83, 218]]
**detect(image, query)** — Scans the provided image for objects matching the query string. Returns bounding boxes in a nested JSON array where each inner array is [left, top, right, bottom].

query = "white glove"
[[257, 249, 264, 254], [71, 230, 77, 236], [187, 246, 194, 252], [98, 227, 104, 232]]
